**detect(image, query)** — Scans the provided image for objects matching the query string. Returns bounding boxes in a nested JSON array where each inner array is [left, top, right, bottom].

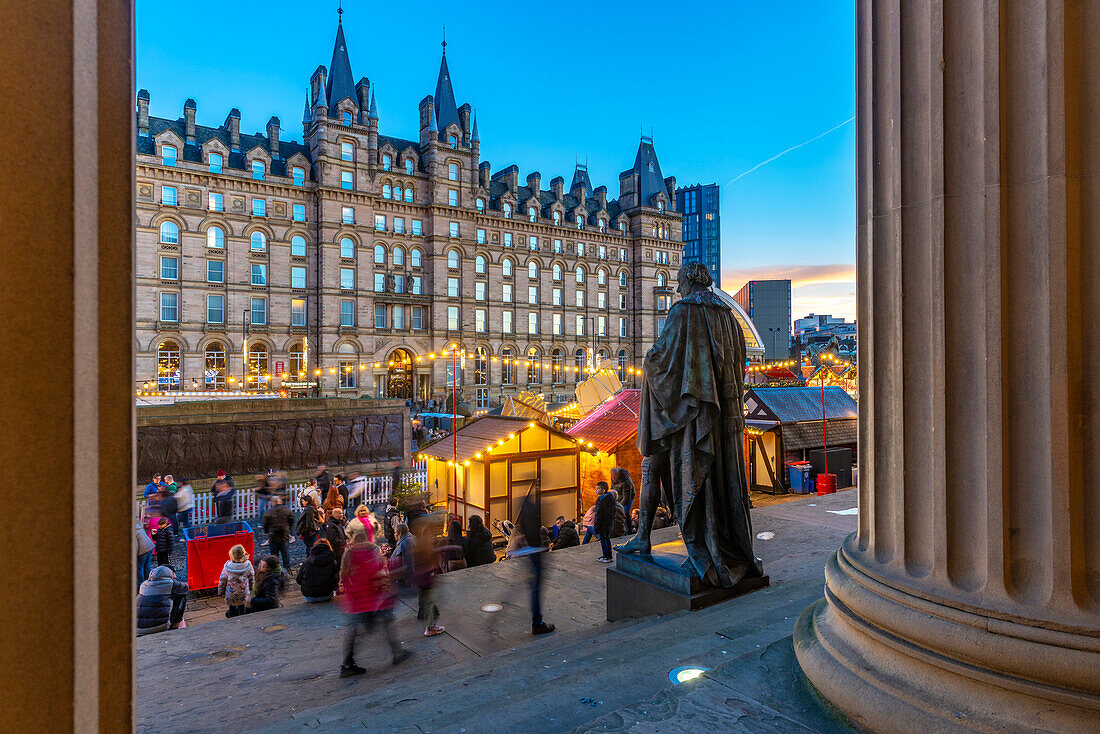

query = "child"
[[217, 544, 254, 618], [246, 555, 287, 613], [153, 516, 174, 568]]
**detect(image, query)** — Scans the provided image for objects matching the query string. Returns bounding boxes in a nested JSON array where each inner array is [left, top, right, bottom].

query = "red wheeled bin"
[[182, 522, 254, 591]]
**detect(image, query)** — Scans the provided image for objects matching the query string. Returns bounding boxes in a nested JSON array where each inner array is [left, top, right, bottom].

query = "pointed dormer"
[[434, 39, 461, 143], [633, 135, 667, 207], [571, 163, 593, 198], [326, 16, 357, 120]]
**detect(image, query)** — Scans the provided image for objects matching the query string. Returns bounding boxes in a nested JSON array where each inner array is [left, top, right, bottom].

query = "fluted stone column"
[[794, 1, 1100, 731]]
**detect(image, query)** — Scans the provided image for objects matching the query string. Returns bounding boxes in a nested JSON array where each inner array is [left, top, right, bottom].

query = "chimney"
[[224, 109, 241, 151], [550, 176, 564, 201], [183, 98, 196, 145], [310, 66, 327, 106], [526, 171, 541, 195], [458, 103, 472, 138], [266, 116, 281, 159], [594, 185, 607, 209], [496, 165, 519, 194], [419, 96, 434, 131], [664, 175, 677, 199], [355, 78, 370, 121], [136, 89, 150, 136], [478, 161, 491, 189], [571, 180, 587, 208]]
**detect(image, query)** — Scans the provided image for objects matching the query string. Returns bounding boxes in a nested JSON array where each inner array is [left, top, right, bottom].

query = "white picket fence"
[[140, 466, 427, 526]]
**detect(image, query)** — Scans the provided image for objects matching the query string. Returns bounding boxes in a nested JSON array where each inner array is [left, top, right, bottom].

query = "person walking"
[[217, 544, 254, 618], [213, 472, 234, 525], [262, 496, 294, 570], [382, 498, 400, 549], [153, 517, 174, 568], [246, 555, 286, 613], [410, 518, 445, 637], [255, 473, 275, 522], [136, 520, 155, 587], [517, 491, 555, 635], [323, 507, 348, 570], [338, 530, 411, 677], [174, 478, 194, 534], [465, 514, 496, 567], [594, 481, 615, 563], [296, 495, 322, 551], [610, 467, 635, 532], [296, 538, 339, 603]]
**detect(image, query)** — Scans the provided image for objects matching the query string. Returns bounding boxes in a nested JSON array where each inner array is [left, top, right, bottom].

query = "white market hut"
[[419, 416, 584, 536]]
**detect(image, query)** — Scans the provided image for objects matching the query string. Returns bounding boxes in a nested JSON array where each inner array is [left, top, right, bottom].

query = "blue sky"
[[137, 0, 856, 323]]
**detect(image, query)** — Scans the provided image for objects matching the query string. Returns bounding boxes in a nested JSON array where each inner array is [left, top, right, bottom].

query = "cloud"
[[721, 263, 855, 290]]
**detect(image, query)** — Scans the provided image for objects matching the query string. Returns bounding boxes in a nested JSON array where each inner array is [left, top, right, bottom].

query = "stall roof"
[[566, 389, 641, 454], [419, 415, 575, 463], [782, 419, 858, 450], [745, 386, 857, 424]]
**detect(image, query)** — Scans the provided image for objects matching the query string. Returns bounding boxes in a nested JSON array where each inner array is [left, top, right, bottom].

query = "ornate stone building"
[[135, 19, 683, 405]]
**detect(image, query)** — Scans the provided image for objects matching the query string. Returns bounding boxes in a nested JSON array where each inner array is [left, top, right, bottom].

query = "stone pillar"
[[0, 0, 134, 730], [794, 1, 1100, 730]]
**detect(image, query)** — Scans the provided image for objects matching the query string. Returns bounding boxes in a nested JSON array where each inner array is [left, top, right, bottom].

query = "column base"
[[794, 549, 1100, 733]]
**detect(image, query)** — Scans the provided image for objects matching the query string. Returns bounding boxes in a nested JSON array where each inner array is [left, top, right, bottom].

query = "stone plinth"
[[607, 539, 768, 621]]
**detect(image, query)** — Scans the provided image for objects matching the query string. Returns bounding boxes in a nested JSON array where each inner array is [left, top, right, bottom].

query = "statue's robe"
[[638, 289, 763, 587]]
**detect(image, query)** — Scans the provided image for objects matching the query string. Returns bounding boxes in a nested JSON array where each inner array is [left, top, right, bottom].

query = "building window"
[[206, 260, 224, 283], [382, 184, 392, 199], [598, 292, 607, 309], [553, 313, 562, 335], [576, 290, 585, 308], [375, 214, 386, 231], [528, 236, 538, 251], [619, 247, 627, 260], [576, 214, 584, 229], [342, 110, 352, 125], [338, 268, 353, 290], [394, 217, 405, 234], [553, 287, 562, 306], [619, 293, 627, 310], [374, 273, 385, 292], [292, 166, 305, 186], [657, 272, 666, 287], [204, 342, 226, 387], [250, 231, 266, 252], [502, 348, 515, 384], [394, 274, 405, 293], [161, 144, 176, 166], [597, 269, 607, 286], [475, 308, 486, 332], [341, 141, 354, 161], [251, 263, 267, 286], [448, 189, 458, 206], [411, 306, 423, 329], [598, 315, 607, 336], [374, 304, 387, 329], [252, 198, 266, 216], [340, 360, 358, 389], [574, 348, 586, 381], [658, 316, 666, 334], [291, 266, 306, 289], [578, 242, 586, 257], [658, 200, 664, 213], [404, 158, 413, 174], [449, 135, 458, 149], [449, 222, 459, 238], [554, 238, 562, 253], [394, 186, 403, 200], [619, 221, 626, 232], [208, 192, 223, 212], [291, 235, 306, 257], [527, 348, 541, 384], [553, 211, 561, 226], [159, 256, 178, 280], [476, 198, 485, 213], [156, 340, 180, 391], [502, 259, 513, 277], [341, 171, 353, 190], [289, 203, 304, 222], [159, 292, 178, 322], [159, 221, 178, 244], [502, 311, 513, 333], [206, 294, 224, 324], [503, 202, 512, 218], [475, 282, 486, 300], [528, 207, 537, 222], [412, 219, 422, 236], [382, 154, 392, 171], [340, 300, 354, 327], [392, 246, 405, 266], [552, 264, 562, 281], [503, 283, 513, 302], [575, 266, 585, 283], [528, 261, 539, 279], [503, 232, 513, 248], [619, 317, 627, 337], [447, 250, 460, 269], [339, 237, 354, 259], [619, 271, 628, 287], [599, 245, 607, 259], [475, 255, 487, 273], [447, 277, 459, 297], [599, 220, 606, 233], [404, 188, 413, 203], [576, 315, 585, 336], [393, 304, 405, 329], [370, 244, 383, 264], [251, 160, 265, 180], [551, 348, 564, 382], [528, 312, 538, 334], [208, 152, 222, 172], [528, 286, 538, 304], [411, 248, 422, 267], [161, 186, 177, 206], [447, 306, 459, 331], [246, 343, 269, 388], [250, 296, 266, 325]]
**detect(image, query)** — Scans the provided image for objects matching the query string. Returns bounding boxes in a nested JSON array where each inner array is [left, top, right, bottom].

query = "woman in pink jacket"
[[338, 533, 411, 677]]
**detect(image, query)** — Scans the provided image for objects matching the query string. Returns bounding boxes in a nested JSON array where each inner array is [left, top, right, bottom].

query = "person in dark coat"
[[296, 495, 322, 550], [315, 466, 331, 495], [246, 555, 286, 613], [551, 520, 580, 551], [517, 492, 555, 635], [333, 474, 349, 509], [297, 539, 339, 602], [152, 517, 174, 567], [136, 565, 187, 635], [442, 520, 467, 572], [324, 507, 348, 569], [383, 499, 400, 549], [465, 515, 496, 567], [593, 481, 615, 562], [262, 496, 294, 570], [213, 472, 234, 524], [611, 491, 627, 538], [610, 467, 635, 531]]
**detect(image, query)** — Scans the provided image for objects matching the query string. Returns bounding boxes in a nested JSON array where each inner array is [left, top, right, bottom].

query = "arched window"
[[340, 237, 355, 259], [619, 271, 628, 287], [552, 263, 562, 281], [247, 343, 269, 389], [597, 348, 609, 367], [404, 188, 413, 203], [551, 348, 564, 383], [204, 341, 226, 388], [574, 348, 586, 383], [206, 226, 224, 249], [575, 266, 586, 284], [527, 347, 541, 385], [394, 186, 403, 201], [410, 248, 422, 267], [475, 255, 487, 274], [448, 135, 458, 149], [250, 231, 266, 252], [599, 219, 606, 232], [528, 261, 538, 279], [404, 158, 414, 174], [392, 246, 405, 267], [382, 154, 392, 171], [503, 202, 512, 218], [597, 269, 607, 286], [159, 221, 178, 244], [474, 347, 488, 385], [528, 207, 537, 222], [501, 347, 515, 385], [657, 200, 664, 213], [382, 184, 392, 199], [374, 245, 386, 264], [657, 272, 666, 287], [447, 250, 460, 269], [342, 111, 352, 125], [476, 197, 485, 213], [617, 349, 628, 380], [502, 258, 514, 277], [291, 235, 306, 257], [338, 342, 358, 389], [289, 339, 308, 377], [156, 339, 181, 391]]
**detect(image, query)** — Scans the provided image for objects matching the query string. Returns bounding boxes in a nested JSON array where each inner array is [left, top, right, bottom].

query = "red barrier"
[[183, 522, 255, 591]]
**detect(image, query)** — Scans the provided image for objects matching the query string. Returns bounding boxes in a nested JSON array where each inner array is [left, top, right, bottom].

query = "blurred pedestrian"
[[136, 520, 155, 587], [262, 495, 294, 570], [217, 544, 254, 618], [390, 523, 415, 586], [581, 501, 598, 545], [159, 489, 178, 532], [255, 473, 275, 521], [324, 507, 348, 569], [333, 474, 349, 509], [297, 538, 338, 603], [213, 471, 234, 524], [297, 495, 322, 550], [315, 465, 331, 496], [611, 467, 635, 532], [382, 497, 400, 549], [611, 490, 627, 539], [246, 555, 286, 613], [411, 518, 444, 637], [175, 478, 194, 534], [339, 530, 410, 677], [517, 491, 555, 635], [443, 520, 467, 572]]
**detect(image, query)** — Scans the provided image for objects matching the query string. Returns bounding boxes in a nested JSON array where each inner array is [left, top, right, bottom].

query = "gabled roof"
[[420, 415, 575, 463], [138, 116, 311, 176], [434, 52, 461, 140], [570, 164, 593, 197], [633, 136, 667, 204], [744, 387, 857, 424], [566, 389, 641, 454], [325, 22, 357, 118]]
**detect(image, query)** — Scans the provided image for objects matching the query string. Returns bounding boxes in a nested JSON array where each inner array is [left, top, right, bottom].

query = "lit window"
[[476, 198, 485, 213], [159, 221, 178, 244], [447, 306, 459, 330], [252, 198, 266, 216], [206, 260, 224, 283], [161, 144, 176, 166], [162, 186, 177, 206], [251, 263, 267, 286], [448, 189, 458, 206], [475, 255, 487, 274], [375, 214, 386, 231], [449, 222, 459, 238], [291, 266, 306, 289], [291, 235, 306, 257], [404, 159, 413, 174], [341, 170, 353, 190], [341, 141, 354, 161], [159, 292, 178, 321], [340, 237, 354, 259], [393, 247, 405, 266], [159, 256, 178, 280], [208, 152, 222, 172], [208, 193, 223, 211], [250, 231, 266, 252], [447, 250, 460, 269], [292, 203, 305, 221], [251, 160, 265, 180], [382, 184, 392, 199], [374, 245, 386, 264], [502, 348, 515, 384], [291, 299, 306, 326], [206, 226, 224, 249], [292, 166, 305, 186], [411, 248, 422, 267], [382, 155, 392, 171], [206, 295, 224, 324], [340, 267, 354, 290]]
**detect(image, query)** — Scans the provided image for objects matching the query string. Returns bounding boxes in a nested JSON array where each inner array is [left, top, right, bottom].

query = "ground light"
[[668, 666, 709, 684], [480, 603, 503, 613]]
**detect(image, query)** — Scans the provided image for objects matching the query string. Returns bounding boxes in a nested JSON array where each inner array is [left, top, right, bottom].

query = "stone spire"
[[470, 110, 479, 142], [302, 87, 312, 124], [325, 17, 356, 117], [433, 30, 461, 139], [428, 104, 438, 133], [368, 87, 378, 120]]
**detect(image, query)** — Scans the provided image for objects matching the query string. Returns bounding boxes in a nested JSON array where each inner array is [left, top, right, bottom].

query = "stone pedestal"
[[607, 539, 768, 621], [795, 1, 1100, 731]]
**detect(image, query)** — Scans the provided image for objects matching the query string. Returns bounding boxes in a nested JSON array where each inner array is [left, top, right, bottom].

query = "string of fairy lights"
[[416, 420, 601, 467]]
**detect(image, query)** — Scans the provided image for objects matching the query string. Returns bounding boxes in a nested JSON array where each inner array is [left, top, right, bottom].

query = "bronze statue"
[[618, 262, 763, 588]]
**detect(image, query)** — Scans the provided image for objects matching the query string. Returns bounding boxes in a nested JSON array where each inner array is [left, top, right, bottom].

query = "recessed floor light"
[[480, 603, 503, 613], [668, 666, 709, 684]]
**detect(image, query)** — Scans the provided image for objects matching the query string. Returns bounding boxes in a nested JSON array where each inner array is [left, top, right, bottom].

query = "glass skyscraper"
[[675, 183, 720, 288]]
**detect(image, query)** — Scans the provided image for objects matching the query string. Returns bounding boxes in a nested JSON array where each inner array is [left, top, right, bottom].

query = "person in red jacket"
[[338, 533, 411, 677]]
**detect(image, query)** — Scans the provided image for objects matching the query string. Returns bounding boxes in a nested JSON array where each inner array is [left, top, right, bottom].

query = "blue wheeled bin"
[[787, 462, 813, 494]]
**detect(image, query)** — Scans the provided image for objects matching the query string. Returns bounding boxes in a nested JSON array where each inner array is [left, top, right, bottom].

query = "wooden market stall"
[[419, 416, 582, 537], [566, 389, 642, 512]]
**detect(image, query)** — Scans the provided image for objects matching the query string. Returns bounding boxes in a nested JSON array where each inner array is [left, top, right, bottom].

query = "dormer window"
[[382, 154, 392, 171], [619, 221, 626, 231], [292, 166, 305, 186], [528, 207, 537, 222], [449, 135, 458, 149], [251, 160, 265, 180], [657, 200, 664, 213], [576, 215, 584, 229], [208, 152, 222, 173], [161, 144, 177, 166], [503, 202, 512, 218], [476, 197, 485, 213], [342, 111, 352, 125], [553, 211, 561, 225], [599, 219, 606, 232], [404, 158, 414, 175]]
